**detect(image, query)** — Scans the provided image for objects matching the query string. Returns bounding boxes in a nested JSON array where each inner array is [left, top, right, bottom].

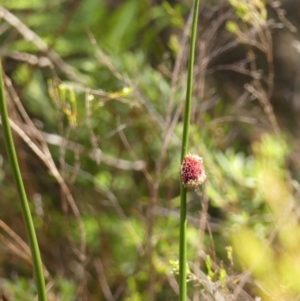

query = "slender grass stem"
[[0, 63, 48, 301], [179, 1, 200, 300]]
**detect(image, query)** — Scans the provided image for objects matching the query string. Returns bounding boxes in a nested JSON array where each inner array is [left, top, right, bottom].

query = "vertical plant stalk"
[[0, 63, 47, 301], [179, 0, 200, 300]]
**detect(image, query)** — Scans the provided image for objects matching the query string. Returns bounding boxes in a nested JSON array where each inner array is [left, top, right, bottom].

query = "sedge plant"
[[179, 0, 202, 300], [0, 63, 48, 301]]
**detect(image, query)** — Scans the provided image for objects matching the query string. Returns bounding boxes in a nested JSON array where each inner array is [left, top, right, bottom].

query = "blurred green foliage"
[[0, 0, 299, 300]]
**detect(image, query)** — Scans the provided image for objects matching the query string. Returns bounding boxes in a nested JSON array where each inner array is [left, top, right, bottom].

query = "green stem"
[[0, 63, 48, 301], [179, 0, 200, 300]]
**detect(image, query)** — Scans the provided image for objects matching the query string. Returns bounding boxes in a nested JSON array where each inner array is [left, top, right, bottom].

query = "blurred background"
[[0, 0, 300, 300]]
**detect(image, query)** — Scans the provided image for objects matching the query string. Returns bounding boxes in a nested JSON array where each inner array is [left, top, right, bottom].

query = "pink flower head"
[[180, 154, 206, 190]]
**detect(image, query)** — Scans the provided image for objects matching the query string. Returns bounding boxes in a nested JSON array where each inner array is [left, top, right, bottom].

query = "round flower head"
[[180, 154, 206, 190]]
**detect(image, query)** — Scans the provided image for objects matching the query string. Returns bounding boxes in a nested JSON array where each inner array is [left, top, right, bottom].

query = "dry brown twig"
[[40, 130, 146, 171], [0, 219, 54, 295], [94, 259, 114, 301], [0, 6, 86, 84], [234, 20, 280, 135], [0, 222, 33, 270], [187, 2, 287, 140]]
